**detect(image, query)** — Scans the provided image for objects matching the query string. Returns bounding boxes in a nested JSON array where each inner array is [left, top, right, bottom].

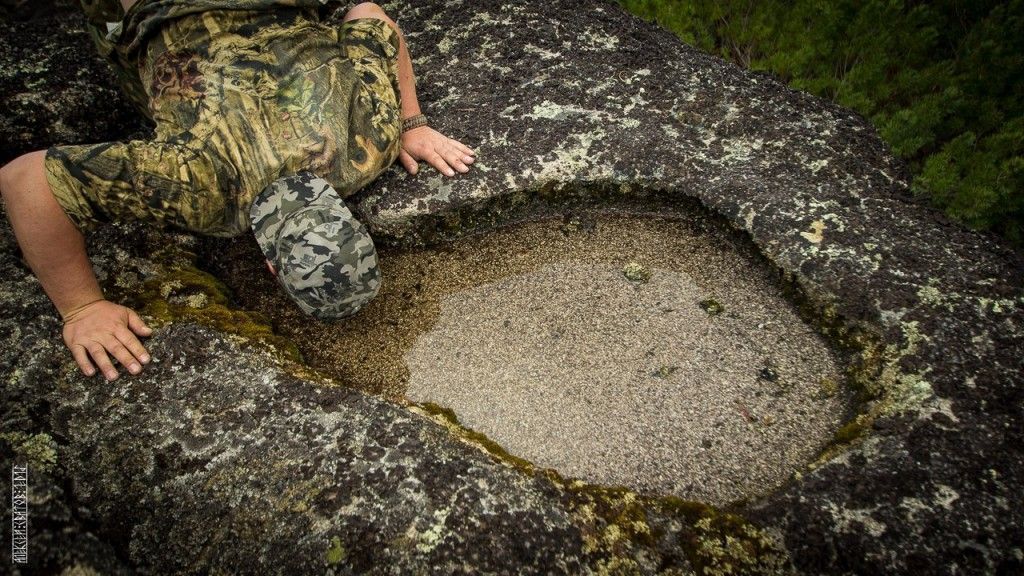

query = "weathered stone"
[[1, 1, 1023, 575]]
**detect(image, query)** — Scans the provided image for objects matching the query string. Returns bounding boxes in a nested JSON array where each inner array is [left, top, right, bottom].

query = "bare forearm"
[[393, 25, 422, 120], [0, 151, 103, 317]]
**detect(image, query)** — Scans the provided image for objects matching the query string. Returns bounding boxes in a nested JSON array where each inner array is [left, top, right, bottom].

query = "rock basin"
[[207, 208, 854, 506]]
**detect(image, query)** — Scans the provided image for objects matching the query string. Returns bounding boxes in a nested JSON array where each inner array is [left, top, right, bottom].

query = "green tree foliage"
[[615, 0, 1023, 246]]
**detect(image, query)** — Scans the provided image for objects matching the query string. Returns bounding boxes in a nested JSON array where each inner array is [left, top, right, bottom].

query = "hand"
[[62, 299, 153, 381], [398, 126, 476, 177]]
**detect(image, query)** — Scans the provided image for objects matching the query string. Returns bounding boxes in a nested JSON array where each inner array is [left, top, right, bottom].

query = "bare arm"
[[343, 3, 477, 177], [0, 151, 152, 380]]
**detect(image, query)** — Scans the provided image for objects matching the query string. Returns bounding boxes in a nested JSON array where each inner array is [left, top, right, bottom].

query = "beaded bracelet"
[[401, 113, 428, 133]]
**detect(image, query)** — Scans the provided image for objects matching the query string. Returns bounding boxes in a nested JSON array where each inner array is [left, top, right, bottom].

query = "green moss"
[[0, 432, 58, 474], [123, 266, 301, 363], [652, 365, 679, 379], [699, 298, 725, 316], [88, 231, 305, 365], [414, 401, 537, 472], [325, 535, 346, 565], [832, 416, 869, 445], [418, 401, 460, 426], [771, 270, 898, 461], [656, 495, 716, 521]]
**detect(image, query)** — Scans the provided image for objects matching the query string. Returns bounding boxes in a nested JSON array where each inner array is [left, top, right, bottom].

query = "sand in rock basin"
[[401, 216, 849, 505]]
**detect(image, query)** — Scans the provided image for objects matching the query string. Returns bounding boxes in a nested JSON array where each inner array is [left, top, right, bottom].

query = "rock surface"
[[1, 0, 1023, 575]]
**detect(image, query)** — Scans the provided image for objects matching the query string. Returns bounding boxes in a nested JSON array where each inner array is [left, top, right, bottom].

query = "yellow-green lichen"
[[1, 431, 58, 474], [690, 517, 789, 576], [325, 536, 346, 565], [622, 261, 651, 282], [415, 507, 452, 553], [651, 497, 790, 576], [817, 377, 839, 399]]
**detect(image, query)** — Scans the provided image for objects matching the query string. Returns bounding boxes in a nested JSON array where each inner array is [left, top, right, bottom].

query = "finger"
[[104, 337, 141, 375], [442, 147, 470, 173], [71, 345, 97, 377], [127, 309, 153, 337], [87, 344, 119, 381], [399, 149, 419, 175], [426, 151, 455, 177], [449, 139, 476, 157], [115, 328, 150, 368]]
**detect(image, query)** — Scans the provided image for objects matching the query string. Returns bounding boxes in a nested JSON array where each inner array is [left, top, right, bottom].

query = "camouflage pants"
[[44, 2, 403, 238]]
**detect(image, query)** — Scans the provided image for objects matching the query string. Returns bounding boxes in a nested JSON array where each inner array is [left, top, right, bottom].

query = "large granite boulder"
[[2, 0, 1022, 574]]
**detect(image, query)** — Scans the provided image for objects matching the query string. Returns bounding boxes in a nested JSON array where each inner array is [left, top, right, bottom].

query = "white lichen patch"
[[884, 372, 935, 415], [808, 159, 830, 174], [579, 28, 620, 50], [933, 484, 960, 510], [744, 209, 757, 230], [976, 296, 1021, 315], [525, 100, 603, 121], [415, 507, 452, 553], [159, 279, 184, 300], [898, 496, 931, 524], [435, 35, 456, 55], [184, 293, 208, 309], [720, 137, 764, 163], [801, 220, 826, 244], [917, 284, 956, 312], [523, 43, 561, 60], [828, 503, 887, 538], [521, 129, 610, 183], [621, 92, 650, 116], [499, 103, 521, 118]]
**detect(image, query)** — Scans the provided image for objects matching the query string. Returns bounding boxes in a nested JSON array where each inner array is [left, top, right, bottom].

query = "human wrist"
[[61, 297, 106, 324], [401, 113, 428, 134]]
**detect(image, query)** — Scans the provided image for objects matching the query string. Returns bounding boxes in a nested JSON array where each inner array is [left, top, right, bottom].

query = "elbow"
[[0, 150, 51, 212]]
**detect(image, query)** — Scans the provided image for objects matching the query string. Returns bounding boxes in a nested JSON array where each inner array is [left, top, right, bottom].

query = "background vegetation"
[[614, 0, 1023, 247]]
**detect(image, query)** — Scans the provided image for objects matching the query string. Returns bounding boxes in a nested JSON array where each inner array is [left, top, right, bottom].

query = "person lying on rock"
[[0, 0, 475, 381]]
